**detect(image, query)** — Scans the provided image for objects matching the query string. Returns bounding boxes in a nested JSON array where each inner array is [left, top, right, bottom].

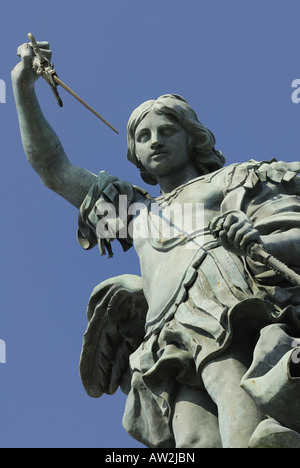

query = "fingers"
[[219, 211, 261, 255], [38, 48, 52, 60], [222, 211, 248, 231], [35, 41, 50, 50], [17, 41, 52, 63], [31, 41, 52, 61], [239, 229, 261, 251]]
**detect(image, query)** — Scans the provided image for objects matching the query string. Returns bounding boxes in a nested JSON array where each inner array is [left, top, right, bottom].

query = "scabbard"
[[247, 243, 300, 287]]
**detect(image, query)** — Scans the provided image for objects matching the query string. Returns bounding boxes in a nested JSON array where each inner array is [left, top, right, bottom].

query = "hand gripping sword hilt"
[[28, 33, 63, 107]]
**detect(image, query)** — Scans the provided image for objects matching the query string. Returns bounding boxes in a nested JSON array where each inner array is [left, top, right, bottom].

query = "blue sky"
[[0, 0, 300, 448]]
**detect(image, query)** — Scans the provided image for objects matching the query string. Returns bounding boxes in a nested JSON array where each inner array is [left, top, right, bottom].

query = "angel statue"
[[12, 39, 300, 449]]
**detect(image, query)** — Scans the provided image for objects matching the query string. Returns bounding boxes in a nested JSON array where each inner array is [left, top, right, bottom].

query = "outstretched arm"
[[11, 40, 96, 208]]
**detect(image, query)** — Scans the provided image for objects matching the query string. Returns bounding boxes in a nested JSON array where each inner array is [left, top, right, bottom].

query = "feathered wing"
[[79, 274, 148, 398]]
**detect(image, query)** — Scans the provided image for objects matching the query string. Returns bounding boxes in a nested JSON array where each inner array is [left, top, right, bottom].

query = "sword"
[[209, 215, 300, 287], [27, 33, 119, 134]]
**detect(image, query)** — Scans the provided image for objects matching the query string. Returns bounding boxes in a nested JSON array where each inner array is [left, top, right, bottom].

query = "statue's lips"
[[151, 151, 167, 160]]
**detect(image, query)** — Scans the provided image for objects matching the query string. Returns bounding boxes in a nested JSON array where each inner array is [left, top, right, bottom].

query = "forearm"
[[12, 74, 96, 208], [261, 228, 300, 267], [12, 75, 64, 167]]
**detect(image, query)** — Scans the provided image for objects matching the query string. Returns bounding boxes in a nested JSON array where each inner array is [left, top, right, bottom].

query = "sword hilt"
[[28, 33, 47, 65], [26, 33, 118, 133], [28, 33, 63, 107]]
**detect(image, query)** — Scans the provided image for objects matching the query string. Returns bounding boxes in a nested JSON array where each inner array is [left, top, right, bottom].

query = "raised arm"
[[11, 40, 96, 208]]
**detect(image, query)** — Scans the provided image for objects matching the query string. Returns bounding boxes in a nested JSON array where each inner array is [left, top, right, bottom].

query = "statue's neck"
[[157, 163, 200, 195]]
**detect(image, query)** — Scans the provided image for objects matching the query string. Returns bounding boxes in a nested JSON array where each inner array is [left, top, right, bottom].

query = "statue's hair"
[[127, 94, 226, 185]]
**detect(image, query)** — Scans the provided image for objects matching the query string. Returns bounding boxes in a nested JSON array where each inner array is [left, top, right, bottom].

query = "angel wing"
[[79, 274, 148, 398]]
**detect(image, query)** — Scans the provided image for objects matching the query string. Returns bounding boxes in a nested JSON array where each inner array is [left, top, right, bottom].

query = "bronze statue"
[[12, 38, 300, 448]]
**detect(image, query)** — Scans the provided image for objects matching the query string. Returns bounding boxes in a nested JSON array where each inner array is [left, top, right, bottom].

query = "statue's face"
[[135, 111, 190, 179]]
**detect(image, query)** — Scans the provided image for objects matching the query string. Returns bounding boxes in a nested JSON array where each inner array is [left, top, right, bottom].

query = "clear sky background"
[[0, 0, 300, 448]]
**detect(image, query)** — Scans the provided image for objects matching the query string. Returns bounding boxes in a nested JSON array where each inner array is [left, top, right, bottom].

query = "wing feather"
[[79, 275, 147, 398]]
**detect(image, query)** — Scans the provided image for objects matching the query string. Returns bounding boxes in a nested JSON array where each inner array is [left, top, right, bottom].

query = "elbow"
[[27, 161, 63, 196], [29, 153, 71, 194], [42, 177, 59, 193]]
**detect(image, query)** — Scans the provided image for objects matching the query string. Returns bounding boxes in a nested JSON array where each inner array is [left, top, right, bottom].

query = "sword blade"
[[27, 33, 118, 134], [53, 76, 119, 134]]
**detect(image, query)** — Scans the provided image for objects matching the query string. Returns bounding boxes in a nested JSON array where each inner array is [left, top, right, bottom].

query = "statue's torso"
[[132, 170, 227, 329]]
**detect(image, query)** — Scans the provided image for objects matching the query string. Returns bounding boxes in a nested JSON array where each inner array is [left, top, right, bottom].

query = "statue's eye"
[[161, 126, 176, 137], [136, 130, 150, 143]]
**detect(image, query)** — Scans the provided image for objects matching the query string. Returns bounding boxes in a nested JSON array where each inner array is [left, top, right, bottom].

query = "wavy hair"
[[127, 94, 226, 185]]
